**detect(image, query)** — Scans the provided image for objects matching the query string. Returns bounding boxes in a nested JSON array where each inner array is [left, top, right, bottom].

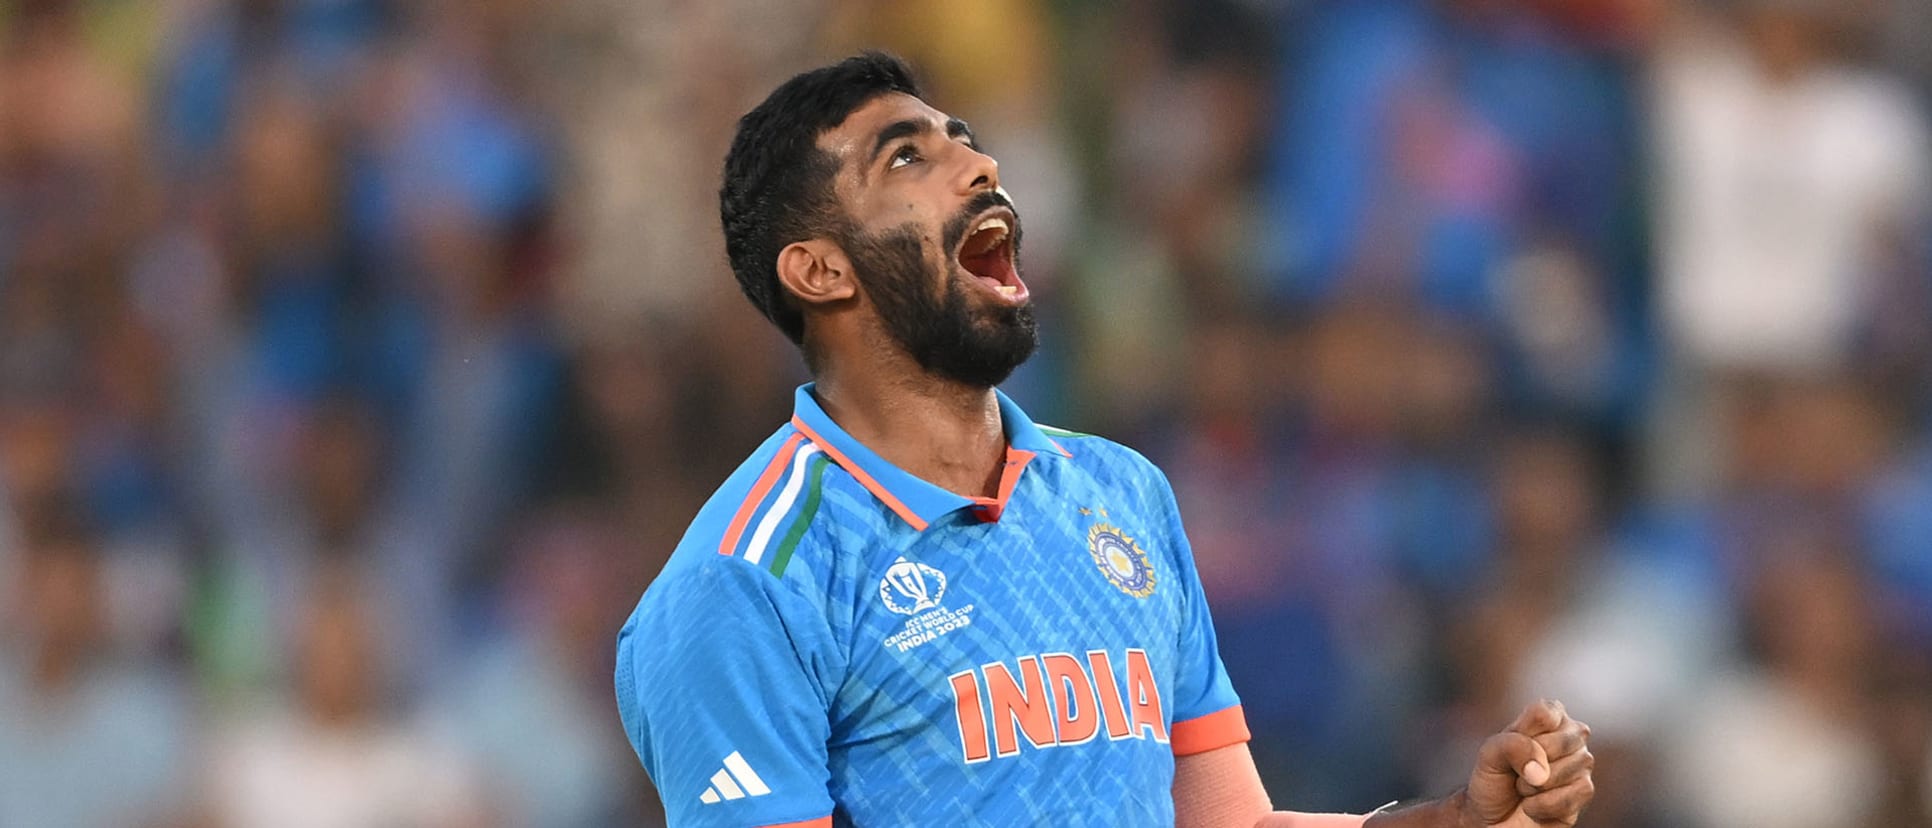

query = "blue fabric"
[[616, 385, 1243, 827]]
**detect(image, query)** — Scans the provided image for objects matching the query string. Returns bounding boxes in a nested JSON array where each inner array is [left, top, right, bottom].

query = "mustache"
[[941, 190, 1020, 256]]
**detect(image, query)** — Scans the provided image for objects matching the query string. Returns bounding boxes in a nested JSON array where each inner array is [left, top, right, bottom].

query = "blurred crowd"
[[1, 0, 1930, 826]]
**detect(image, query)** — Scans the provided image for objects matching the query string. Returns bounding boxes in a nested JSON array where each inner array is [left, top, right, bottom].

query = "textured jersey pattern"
[[616, 385, 1247, 827]]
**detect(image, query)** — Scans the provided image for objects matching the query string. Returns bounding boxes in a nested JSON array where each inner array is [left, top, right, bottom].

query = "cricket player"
[[615, 52, 1594, 827]]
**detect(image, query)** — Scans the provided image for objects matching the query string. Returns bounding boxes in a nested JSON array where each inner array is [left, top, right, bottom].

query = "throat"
[[810, 378, 1008, 499], [918, 442, 1010, 500]]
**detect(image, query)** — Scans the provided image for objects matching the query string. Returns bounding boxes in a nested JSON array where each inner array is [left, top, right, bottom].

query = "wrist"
[[1447, 788, 1480, 828], [1360, 789, 1477, 828]]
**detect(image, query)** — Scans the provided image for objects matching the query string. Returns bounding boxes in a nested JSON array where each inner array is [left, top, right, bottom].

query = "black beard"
[[840, 209, 1037, 389]]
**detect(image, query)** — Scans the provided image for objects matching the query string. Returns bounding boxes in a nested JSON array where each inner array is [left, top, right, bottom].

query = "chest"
[[829, 508, 1188, 755]]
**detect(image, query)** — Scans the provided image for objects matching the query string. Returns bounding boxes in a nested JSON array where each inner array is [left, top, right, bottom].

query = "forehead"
[[816, 92, 951, 167]]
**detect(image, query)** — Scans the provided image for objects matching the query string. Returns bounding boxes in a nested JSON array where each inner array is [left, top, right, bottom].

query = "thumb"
[[1469, 732, 1550, 820]]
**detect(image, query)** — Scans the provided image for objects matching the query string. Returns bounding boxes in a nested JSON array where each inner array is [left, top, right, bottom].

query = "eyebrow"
[[866, 116, 977, 168]]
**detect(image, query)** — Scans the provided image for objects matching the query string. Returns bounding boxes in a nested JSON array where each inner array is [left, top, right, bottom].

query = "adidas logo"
[[698, 751, 771, 804]]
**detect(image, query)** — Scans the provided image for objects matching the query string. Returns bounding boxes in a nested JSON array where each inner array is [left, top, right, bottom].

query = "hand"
[[1460, 699, 1594, 827]]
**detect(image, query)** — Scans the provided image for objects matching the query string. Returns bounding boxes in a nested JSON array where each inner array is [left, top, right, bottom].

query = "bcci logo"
[[880, 557, 948, 615], [1088, 523, 1156, 599]]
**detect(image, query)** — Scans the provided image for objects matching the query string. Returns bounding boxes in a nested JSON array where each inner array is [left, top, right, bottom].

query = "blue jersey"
[[615, 385, 1248, 827]]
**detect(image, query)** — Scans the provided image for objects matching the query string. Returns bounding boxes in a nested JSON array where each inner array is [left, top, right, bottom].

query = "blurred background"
[[1, 0, 1930, 825]]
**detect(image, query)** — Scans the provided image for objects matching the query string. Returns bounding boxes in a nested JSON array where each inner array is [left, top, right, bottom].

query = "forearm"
[[1252, 791, 1470, 828], [1175, 743, 1475, 828], [1254, 812, 1372, 827], [1361, 790, 1469, 828]]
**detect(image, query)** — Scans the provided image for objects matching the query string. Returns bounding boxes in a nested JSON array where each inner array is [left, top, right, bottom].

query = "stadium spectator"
[[1647, 0, 1932, 495], [202, 562, 489, 828], [1658, 549, 1883, 828], [0, 502, 192, 828], [444, 505, 653, 828]]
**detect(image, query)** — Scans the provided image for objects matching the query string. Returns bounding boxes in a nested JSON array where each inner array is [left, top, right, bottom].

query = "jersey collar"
[[789, 383, 1070, 531]]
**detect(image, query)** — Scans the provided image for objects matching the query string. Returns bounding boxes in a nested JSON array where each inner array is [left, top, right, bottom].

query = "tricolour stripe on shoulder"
[[766, 454, 832, 578], [743, 443, 823, 565], [718, 432, 806, 556]]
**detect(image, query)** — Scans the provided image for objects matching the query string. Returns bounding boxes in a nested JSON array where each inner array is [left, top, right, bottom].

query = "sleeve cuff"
[[757, 818, 832, 828], [1170, 704, 1251, 756]]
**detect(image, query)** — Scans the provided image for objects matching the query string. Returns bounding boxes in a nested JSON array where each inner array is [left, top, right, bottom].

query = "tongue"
[[968, 262, 1014, 292], [960, 247, 1002, 284], [960, 238, 1024, 294]]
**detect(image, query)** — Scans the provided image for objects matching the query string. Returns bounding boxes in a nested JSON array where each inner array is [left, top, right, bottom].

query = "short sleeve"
[[615, 558, 845, 826], [1149, 468, 1250, 756]]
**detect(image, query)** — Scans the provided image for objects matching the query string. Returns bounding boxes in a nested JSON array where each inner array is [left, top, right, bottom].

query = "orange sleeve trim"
[[1170, 704, 1251, 756], [756, 818, 832, 828]]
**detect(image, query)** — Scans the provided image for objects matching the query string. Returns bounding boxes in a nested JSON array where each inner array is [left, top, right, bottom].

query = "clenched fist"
[[1460, 700, 1595, 827]]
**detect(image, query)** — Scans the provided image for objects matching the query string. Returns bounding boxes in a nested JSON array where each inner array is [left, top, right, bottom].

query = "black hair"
[[719, 52, 922, 344]]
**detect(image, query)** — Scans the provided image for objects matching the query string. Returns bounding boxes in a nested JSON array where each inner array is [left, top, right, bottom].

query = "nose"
[[957, 144, 999, 195]]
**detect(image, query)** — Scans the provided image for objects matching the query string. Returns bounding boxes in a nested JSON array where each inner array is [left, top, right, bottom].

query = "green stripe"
[[768, 456, 830, 578], [1037, 424, 1093, 439]]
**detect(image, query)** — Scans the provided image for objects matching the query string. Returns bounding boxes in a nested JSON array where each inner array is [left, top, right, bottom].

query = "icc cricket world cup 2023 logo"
[[881, 557, 948, 615]]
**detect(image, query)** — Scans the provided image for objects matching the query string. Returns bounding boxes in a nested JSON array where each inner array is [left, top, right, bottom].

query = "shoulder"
[[640, 426, 876, 618], [613, 430, 858, 706], [660, 426, 842, 579], [1033, 427, 1199, 577], [1034, 424, 1176, 502]]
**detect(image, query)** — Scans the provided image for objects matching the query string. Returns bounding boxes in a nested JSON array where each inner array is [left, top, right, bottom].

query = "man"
[[614, 53, 1594, 827]]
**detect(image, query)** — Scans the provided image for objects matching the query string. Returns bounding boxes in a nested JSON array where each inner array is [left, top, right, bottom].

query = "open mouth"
[[956, 207, 1028, 304]]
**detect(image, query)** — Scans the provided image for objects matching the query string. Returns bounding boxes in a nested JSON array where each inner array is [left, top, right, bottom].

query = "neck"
[[813, 359, 1007, 499]]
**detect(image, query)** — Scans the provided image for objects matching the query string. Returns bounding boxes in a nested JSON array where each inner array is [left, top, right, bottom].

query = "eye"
[[888, 144, 921, 170]]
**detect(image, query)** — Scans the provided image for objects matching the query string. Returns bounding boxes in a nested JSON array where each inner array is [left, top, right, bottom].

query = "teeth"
[[964, 217, 1010, 255], [996, 285, 1018, 297]]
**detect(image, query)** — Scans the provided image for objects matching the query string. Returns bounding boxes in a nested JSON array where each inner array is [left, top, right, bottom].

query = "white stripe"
[[744, 445, 821, 564], [711, 768, 745, 801], [700, 788, 721, 804], [722, 751, 771, 796]]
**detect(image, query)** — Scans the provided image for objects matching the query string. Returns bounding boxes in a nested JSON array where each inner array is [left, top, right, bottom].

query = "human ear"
[[776, 238, 858, 307]]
